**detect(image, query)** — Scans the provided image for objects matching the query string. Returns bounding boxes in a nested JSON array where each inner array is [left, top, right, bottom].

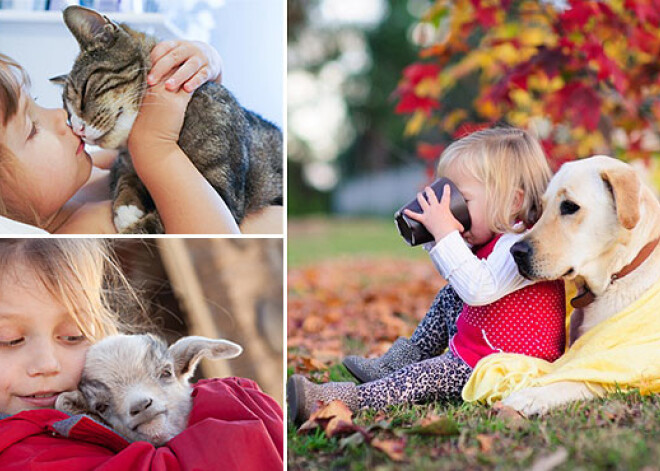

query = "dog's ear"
[[600, 166, 641, 230]]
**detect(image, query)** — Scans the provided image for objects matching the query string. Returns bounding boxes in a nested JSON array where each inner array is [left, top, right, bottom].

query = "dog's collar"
[[570, 237, 660, 309]]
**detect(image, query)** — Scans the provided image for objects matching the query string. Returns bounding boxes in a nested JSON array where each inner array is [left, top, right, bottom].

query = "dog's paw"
[[114, 205, 144, 232], [502, 387, 554, 417]]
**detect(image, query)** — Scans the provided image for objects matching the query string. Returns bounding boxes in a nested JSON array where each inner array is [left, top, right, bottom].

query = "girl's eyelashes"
[[60, 335, 86, 344], [28, 120, 40, 140], [0, 338, 25, 347]]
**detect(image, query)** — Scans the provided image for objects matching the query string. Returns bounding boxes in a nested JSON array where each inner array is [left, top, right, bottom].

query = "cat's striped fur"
[[52, 6, 282, 233]]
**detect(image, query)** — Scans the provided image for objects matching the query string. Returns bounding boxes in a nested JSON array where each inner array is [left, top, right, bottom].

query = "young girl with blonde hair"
[[0, 239, 283, 469], [288, 127, 566, 424]]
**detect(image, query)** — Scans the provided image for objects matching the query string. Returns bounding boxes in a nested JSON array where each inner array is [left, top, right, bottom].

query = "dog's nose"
[[510, 241, 532, 265]]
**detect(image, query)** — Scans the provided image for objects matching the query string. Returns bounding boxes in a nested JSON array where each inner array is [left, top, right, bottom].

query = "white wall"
[[209, 0, 284, 127], [0, 1, 284, 127]]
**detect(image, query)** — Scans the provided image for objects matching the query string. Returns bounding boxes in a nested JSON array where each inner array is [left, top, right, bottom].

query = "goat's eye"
[[94, 403, 108, 415], [160, 366, 173, 379], [560, 200, 580, 216]]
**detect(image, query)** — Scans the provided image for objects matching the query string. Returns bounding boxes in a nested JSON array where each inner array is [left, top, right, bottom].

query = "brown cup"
[[394, 177, 472, 246]]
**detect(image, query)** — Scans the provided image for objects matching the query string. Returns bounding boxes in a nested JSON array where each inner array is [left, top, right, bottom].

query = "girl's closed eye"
[[60, 335, 86, 344], [58, 327, 87, 344], [27, 97, 40, 140], [0, 337, 24, 347], [28, 120, 40, 140]]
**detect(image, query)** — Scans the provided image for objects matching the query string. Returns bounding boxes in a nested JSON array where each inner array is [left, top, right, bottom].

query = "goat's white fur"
[[55, 334, 242, 446]]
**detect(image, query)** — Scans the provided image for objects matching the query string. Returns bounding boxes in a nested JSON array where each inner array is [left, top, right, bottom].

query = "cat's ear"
[[63, 6, 118, 51], [49, 75, 68, 87]]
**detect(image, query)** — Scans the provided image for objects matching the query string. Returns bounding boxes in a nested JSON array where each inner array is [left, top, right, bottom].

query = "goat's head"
[[56, 334, 242, 446]]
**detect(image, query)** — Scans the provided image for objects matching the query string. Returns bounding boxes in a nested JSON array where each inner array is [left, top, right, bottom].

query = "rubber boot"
[[342, 337, 422, 383], [286, 374, 359, 426]]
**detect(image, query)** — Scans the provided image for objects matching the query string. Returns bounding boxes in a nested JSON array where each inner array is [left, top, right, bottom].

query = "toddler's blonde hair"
[[0, 239, 140, 343], [437, 127, 552, 234]]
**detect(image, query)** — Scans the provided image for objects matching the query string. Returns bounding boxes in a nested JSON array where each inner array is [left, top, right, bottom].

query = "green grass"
[[287, 218, 660, 468], [288, 375, 660, 470], [288, 217, 426, 267]]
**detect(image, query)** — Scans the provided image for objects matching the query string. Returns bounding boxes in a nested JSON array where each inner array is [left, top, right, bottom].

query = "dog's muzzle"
[[510, 240, 534, 279]]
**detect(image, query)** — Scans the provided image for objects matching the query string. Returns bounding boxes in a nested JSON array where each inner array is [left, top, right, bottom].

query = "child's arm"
[[127, 81, 239, 234], [405, 185, 533, 305], [126, 40, 238, 234], [428, 231, 533, 305]]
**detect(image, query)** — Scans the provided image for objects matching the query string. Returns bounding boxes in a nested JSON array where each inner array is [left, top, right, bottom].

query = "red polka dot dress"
[[447, 234, 566, 368]]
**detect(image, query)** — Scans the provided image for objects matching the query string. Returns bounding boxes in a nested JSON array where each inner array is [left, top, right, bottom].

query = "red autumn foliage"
[[395, 0, 660, 182]]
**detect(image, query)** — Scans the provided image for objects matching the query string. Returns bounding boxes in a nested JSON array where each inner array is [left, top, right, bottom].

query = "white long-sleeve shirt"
[[425, 230, 534, 306]]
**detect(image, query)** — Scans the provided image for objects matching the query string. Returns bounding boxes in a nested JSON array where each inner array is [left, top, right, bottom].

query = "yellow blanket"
[[462, 278, 660, 404]]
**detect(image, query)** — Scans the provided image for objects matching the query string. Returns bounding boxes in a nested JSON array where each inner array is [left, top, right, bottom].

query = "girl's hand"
[[127, 79, 192, 169], [404, 185, 464, 241], [147, 40, 223, 92]]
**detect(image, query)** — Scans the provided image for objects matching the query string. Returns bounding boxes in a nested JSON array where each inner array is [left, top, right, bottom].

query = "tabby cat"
[[52, 6, 282, 233]]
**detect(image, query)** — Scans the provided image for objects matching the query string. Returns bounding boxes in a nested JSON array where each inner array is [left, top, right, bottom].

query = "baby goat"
[[55, 334, 243, 446]]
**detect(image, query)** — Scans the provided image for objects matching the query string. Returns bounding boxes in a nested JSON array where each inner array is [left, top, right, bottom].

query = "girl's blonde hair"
[[0, 239, 140, 343], [437, 127, 552, 234], [0, 53, 37, 225]]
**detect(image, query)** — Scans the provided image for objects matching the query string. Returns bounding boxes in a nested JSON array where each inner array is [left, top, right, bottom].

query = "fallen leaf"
[[476, 434, 495, 453], [299, 356, 328, 372], [493, 401, 527, 431], [406, 414, 459, 436], [298, 400, 363, 438], [339, 431, 367, 449], [529, 447, 568, 471], [302, 315, 325, 333], [371, 437, 407, 462]]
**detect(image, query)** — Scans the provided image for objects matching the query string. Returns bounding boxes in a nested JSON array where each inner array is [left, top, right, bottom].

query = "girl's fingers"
[[182, 66, 211, 92], [425, 186, 439, 205], [403, 208, 423, 222], [440, 184, 451, 207], [164, 57, 204, 91], [417, 191, 429, 210], [148, 43, 190, 86], [150, 40, 177, 66]]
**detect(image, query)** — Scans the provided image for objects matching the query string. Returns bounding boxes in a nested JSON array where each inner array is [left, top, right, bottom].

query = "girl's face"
[[0, 263, 90, 415], [443, 164, 495, 247], [1, 92, 92, 220]]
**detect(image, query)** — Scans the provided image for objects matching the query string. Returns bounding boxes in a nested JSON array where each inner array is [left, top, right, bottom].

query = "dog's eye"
[[560, 200, 580, 216]]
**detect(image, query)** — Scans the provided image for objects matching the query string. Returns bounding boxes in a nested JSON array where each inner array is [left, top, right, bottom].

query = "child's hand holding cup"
[[395, 178, 472, 246]]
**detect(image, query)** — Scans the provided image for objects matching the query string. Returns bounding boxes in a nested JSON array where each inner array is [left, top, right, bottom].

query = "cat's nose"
[[72, 123, 85, 137]]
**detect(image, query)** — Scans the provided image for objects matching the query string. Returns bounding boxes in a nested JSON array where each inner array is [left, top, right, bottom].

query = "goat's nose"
[[129, 398, 153, 416]]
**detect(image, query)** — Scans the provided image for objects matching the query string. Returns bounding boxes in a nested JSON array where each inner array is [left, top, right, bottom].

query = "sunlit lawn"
[[287, 218, 660, 469], [288, 217, 427, 267]]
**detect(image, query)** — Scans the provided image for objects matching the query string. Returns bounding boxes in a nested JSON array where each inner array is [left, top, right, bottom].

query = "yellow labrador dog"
[[503, 155, 660, 415]]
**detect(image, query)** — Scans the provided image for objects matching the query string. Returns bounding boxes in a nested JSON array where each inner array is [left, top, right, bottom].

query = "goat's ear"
[[55, 390, 90, 416], [601, 165, 641, 230], [169, 336, 243, 381]]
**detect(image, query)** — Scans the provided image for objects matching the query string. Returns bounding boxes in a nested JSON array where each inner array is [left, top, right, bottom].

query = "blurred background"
[[112, 238, 283, 405], [0, 0, 283, 127], [288, 0, 660, 268]]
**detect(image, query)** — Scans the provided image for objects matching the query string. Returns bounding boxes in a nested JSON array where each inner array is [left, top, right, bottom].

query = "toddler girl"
[[0, 239, 283, 469], [0, 41, 280, 234], [288, 127, 566, 424]]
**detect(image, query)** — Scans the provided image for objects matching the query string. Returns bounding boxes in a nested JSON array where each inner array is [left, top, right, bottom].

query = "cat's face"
[[52, 6, 149, 149]]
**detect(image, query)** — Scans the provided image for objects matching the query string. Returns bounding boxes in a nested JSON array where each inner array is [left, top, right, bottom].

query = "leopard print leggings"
[[356, 285, 472, 409], [411, 284, 463, 357]]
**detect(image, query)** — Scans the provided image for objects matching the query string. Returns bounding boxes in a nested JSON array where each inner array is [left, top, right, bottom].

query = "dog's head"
[[510, 155, 655, 295]]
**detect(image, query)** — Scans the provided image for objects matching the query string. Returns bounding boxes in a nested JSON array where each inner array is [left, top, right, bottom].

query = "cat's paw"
[[114, 205, 145, 232]]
